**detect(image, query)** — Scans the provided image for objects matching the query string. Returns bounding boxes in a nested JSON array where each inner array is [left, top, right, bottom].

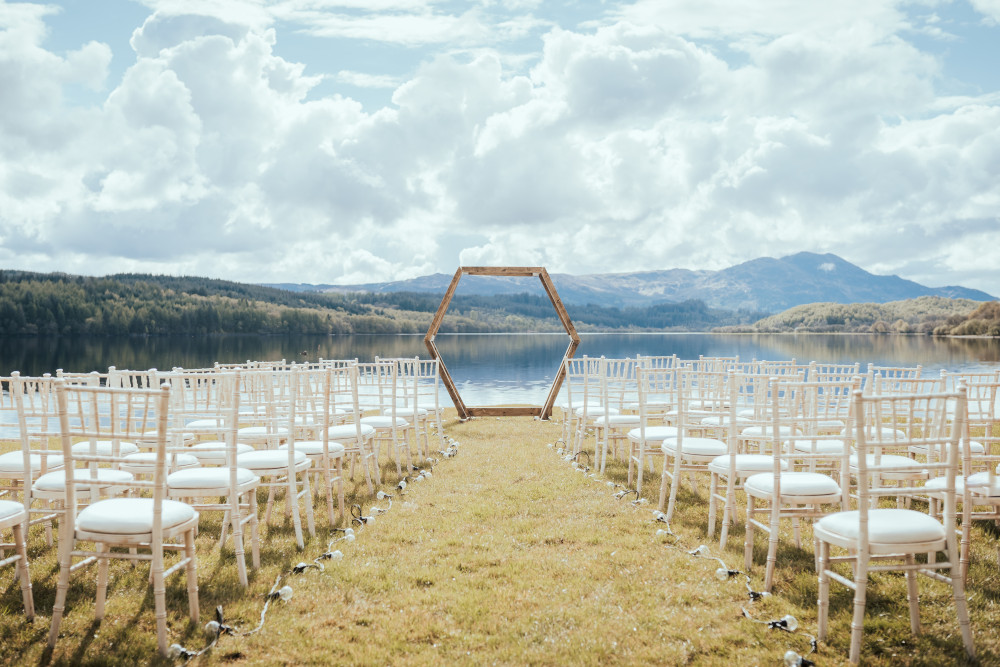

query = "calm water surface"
[[2, 333, 998, 407]]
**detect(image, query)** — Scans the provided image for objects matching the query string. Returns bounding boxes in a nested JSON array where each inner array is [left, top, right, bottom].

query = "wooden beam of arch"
[[424, 266, 580, 420]]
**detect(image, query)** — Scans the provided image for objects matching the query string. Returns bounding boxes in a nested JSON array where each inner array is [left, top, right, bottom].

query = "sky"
[[1, 1, 999, 293]]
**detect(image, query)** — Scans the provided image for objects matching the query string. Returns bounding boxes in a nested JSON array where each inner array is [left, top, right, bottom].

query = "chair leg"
[[12, 522, 34, 619], [95, 545, 110, 620], [948, 532, 977, 660], [665, 455, 682, 521], [707, 474, 719, 539], [657, 450, 670, 513], [904, 554, 920, 634], [720, 476, 735, 551], [48, 518, 73, 648], [336, 458, 345, 525], [151, 551, 167, 657], [264, 483, 276, 525], [744, 496, 755, 573], [249, 492, 261, 569], [231, 501, 249, 587], [185, 529, 200, 623], [817, 539, 830, 642], [302, 470, 316, 539], [288, 475, 304, 550], [848, 555, 870, 665], [322, 459, 336, 529]]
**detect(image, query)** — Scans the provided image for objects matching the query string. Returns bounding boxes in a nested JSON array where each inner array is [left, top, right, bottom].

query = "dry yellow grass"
[[1, 412, 996, 665]]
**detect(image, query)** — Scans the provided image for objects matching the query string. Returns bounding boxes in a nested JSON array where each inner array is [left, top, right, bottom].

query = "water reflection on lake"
[[2, 333, 998, 407]]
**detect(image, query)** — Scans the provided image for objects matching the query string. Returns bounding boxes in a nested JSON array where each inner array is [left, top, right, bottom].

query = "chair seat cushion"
[[237, 426, 289, 441], [187, 441, 255, 463], [661, 437, 727, 458], [184, 418, 225, 430], [908, 441, 985, 456], [77, 498, 197, 535], [847, 426, 906, 440], [925, 475, 980, 496], [745, 471, 841, 497], [168, 467, 258, 490], [815, 508, 945, 545], [708, 455, 789, 475], [0, 499, 27, 522], [740, 425, 799, 438], [122, 452, 200, 471], [237, 450, 308, 471], [34, 468, 134, 493], [360, 416, 409, 429], [849, 454, 927, 472], [700, 415, 752, 427], [280, 441, 345, 457], [71, 440, 139, 456], [574, 405, 618, 417], [593, 415, 640, 427], [383, 407, 428, 418], [328, 424, 375, 440], [964, 472, 1000, 497], [0, 451, 64, 475], [627, 426, 679, 442], [793, 439, 850, 455]]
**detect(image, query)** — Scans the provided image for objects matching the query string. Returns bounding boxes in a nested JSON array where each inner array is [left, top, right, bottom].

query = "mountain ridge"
[[268, 252, 994, 313]]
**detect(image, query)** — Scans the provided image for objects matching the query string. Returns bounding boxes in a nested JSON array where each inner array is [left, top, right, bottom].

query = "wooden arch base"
[[424, 267, 580, 420]]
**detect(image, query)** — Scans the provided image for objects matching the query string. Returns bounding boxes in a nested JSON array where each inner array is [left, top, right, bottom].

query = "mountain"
[[270, 253, 994, 313]]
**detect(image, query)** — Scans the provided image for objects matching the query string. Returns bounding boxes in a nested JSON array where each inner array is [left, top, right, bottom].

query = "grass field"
[[1, 412, 995, 665]]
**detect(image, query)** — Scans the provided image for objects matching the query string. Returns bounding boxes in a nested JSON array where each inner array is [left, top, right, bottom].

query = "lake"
[[2, 332, 999, 407]]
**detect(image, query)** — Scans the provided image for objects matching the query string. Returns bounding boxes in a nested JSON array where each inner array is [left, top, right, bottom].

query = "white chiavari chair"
[[47, 380, 199, 657], [166, 370, 261, 586], [236, 367, 315, 549], [358, 360, 413, 479], [657, 369, 728, 519], [815, 385, 975, 665], [743, 377, 856, 591]]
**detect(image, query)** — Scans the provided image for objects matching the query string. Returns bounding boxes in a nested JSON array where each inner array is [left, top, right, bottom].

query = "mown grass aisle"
[[231, 416, 818, 666]]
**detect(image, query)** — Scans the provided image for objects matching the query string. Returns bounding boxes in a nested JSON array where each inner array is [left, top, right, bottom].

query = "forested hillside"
[[725, 296, 993, 334], [0, 270, 759, 336]]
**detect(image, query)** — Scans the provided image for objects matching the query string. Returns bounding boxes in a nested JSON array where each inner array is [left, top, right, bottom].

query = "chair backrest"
[[964, 381, 1000, 480], [808, 361, 861, 382], [356, 361, 397, 417], [167, 370, 240, 465], [55, 380, 173, 519], [850, 385, 966, 535], [636, 366, 678, 431], [601, 358, 639, 414], [563, 356, 605, 417], [635, 354, 678, 370], [940, 369, 1000, 392], [108, 367, 160, 390], [10, 372, 61, 477]]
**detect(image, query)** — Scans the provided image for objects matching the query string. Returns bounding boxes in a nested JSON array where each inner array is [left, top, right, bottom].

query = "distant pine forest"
[[0, 270, 996, 337]]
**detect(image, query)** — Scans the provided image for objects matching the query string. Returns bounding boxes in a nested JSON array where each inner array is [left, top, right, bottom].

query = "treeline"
[[0, 271, 465, 336], [0, 270, 759, 337], [352, 291, 763, 331], [933, 301, 1000, 336], [722, 296, 997, 335]]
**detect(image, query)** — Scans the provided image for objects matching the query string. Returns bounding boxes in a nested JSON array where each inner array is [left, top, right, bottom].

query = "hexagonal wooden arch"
[[424, 267, 580, 420]]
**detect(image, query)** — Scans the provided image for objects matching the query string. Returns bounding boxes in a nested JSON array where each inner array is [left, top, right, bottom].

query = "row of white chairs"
[[0, 356, 447, 656], [560, 355, 997, 664]]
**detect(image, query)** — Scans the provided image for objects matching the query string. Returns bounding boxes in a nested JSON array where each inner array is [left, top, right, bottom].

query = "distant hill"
[[277, 252, 994, 312], [736, 296, 986, 334]]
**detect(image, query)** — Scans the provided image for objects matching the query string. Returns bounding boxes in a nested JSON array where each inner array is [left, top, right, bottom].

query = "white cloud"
[[335, 70, 400, 89], [970, 0, 1000, 24], [1, 0, 999, 294]]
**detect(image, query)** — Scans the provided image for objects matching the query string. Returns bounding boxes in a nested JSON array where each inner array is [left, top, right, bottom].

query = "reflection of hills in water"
[[2, 333, 998, 407]]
